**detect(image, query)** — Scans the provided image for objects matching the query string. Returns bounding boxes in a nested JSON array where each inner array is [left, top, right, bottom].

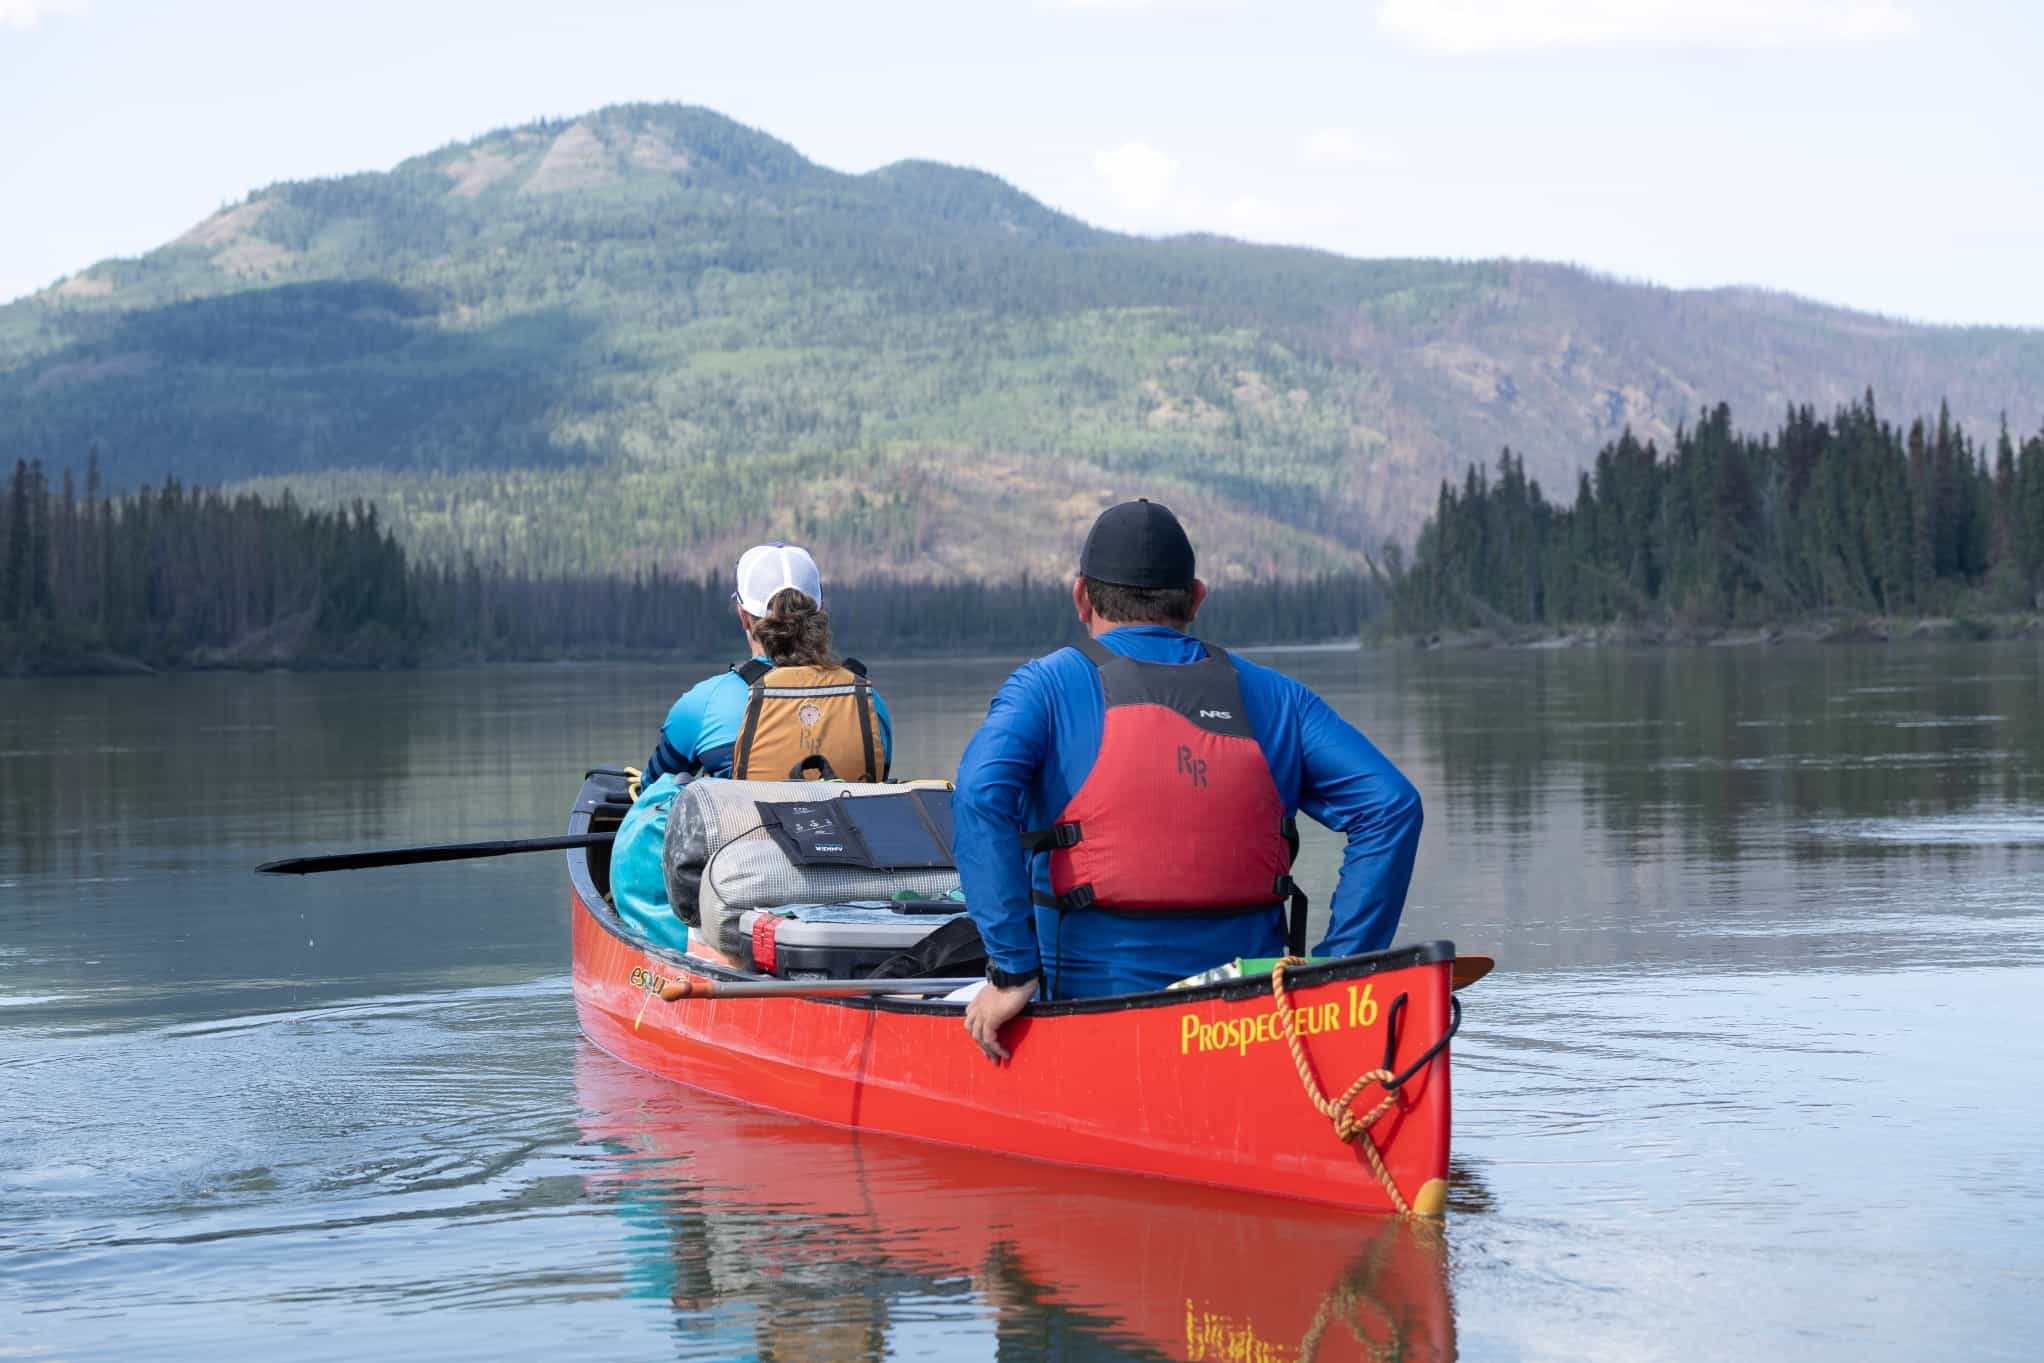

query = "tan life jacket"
[[729, 658, 885, 783]]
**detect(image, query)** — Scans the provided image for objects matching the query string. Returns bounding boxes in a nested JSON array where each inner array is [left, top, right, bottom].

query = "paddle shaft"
[[661, 976, 976, 1001], [256, 832, 615, 876]]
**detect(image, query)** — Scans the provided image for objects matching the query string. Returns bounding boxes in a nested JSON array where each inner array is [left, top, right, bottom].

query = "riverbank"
[[1391, 612, 2044, 651], [2, 636, 1376, 679], [18, 613, 2044, 678]]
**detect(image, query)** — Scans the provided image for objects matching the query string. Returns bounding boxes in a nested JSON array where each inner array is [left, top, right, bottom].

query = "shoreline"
[[1389, 612, 2044, 652], [11, 613, 2044, 679], [0, 635, 1372, 679]]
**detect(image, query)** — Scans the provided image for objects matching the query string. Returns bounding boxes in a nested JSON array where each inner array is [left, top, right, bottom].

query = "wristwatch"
[[986, 963, 1042, 990]]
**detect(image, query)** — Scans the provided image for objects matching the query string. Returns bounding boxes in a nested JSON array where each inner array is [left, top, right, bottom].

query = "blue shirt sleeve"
[[643, 679, 716, 784], [1293, 686, 1424, 958], [953, 662, 1054, 978]]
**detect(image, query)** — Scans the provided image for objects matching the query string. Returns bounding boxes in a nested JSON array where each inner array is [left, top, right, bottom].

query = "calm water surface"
[[4, 643, 2043, 1360]]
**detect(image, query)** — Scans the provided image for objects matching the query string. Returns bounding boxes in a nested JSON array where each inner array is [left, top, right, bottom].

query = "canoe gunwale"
[[566, 769, 1456, 1019]]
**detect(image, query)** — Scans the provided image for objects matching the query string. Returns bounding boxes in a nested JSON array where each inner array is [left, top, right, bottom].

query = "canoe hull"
[[566, 772, 1454, 1215]]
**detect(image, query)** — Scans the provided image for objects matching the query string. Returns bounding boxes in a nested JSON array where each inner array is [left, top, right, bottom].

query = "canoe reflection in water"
[[575, 1046, 1456, 1362]]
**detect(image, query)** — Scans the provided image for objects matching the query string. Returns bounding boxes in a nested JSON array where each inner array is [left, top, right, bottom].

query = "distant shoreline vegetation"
[[0, 458, 1374, 676], [13, 391, 2044, 676], [1379, 395, 2044, 645]]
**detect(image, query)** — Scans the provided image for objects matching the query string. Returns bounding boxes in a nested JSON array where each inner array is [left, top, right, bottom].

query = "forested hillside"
[[4, 102, 2042, 581]]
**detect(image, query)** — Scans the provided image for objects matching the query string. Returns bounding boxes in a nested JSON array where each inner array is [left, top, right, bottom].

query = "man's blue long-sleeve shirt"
[[952, 626, 1423, 999]]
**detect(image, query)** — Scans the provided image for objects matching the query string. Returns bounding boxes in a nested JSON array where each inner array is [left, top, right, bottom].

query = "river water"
[[4, 643, 2042, 1361]]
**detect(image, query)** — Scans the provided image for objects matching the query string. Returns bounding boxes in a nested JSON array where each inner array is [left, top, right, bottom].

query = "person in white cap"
[[640, 543, 893, 784], [606, 544, 895, 947]]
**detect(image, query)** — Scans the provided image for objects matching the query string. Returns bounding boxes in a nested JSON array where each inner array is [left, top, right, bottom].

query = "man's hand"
[[964, 980, 1037, 1062]]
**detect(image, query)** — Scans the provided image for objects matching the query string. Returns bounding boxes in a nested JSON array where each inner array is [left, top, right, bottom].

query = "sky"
[[2, 0, 2041, 327]]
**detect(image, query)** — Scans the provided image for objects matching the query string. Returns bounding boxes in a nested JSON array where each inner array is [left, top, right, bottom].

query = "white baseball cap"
[[733, 543, 824, 616]]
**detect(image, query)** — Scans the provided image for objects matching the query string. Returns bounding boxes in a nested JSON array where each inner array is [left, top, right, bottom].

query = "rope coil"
[[1269, 956, 1412, 1217]]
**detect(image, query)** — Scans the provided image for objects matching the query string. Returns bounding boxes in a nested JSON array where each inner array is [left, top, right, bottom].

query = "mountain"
[[4, 102, 2042, 582]]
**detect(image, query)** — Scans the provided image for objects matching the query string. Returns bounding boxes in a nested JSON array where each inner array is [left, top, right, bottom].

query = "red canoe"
[[575, 1045, 1459, 1361], [567, 769, 1460, 1216]]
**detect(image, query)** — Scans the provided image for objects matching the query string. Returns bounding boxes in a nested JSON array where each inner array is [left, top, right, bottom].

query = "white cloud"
[[1092, 140, 1180, 214], [1298, 127, 1405, 171], [1376, 0, 1916, 53], [0, 0, 85, 31]]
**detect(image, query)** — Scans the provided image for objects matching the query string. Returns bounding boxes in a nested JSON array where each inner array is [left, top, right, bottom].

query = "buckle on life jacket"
[[1030, 884, 1098, 911], [1018, 821, 1083, 852]]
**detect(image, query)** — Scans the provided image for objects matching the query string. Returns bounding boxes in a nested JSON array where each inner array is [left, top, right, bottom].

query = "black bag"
[[863, 915, 987, 980]]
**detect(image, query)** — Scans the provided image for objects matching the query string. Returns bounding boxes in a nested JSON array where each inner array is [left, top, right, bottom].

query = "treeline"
[[414, 565, 1370, 659], [1386, 396, 2044, 634], [1, 457, 418, 671], [0, 458, 1375, 673]]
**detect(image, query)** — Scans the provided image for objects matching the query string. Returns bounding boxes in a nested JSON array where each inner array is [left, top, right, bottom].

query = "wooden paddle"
[[660, 956, 1497, 1003], [1452, 955, 1495, 990], [255, 832, 615, 876]]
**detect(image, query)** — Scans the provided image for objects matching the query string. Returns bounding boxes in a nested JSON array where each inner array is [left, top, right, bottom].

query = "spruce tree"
[[1907, 418, 1934, 601]]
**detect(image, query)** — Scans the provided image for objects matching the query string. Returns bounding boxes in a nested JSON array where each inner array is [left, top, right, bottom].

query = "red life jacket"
[[1023, 635, 1297, 924]]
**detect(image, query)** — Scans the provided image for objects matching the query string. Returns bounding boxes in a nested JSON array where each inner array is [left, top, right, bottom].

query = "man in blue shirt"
[[955, 500, 1423, 1060]]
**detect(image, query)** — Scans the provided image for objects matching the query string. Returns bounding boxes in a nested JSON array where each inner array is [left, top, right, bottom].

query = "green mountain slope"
[[4, 102, 2041, 581]]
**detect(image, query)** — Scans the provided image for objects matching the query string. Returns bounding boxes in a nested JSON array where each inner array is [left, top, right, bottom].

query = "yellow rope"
[[1296, 1226, 1410, 1363], [1269, 956, 1413, 1217]]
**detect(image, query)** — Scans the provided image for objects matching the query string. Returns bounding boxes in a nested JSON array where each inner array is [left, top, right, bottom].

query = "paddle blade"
[[1451, 955, 1495, 991]]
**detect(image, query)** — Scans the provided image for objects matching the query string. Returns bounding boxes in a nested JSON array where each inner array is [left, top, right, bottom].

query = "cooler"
[[736, 900, 966, 979]]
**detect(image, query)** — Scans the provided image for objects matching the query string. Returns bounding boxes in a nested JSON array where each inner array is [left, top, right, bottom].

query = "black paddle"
[[255, 832, 615, 876]]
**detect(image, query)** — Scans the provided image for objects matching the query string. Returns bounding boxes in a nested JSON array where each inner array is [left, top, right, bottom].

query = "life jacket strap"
[[854, 672, 879, 781], [787, 754, 842, 781], [1033, 888, 1297, 924], [734, 672, 769, 779], [1031, 884, 1097, 912], [1018, 821, 1084, 852]]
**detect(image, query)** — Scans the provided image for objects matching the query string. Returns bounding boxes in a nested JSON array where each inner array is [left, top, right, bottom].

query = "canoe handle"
[[1381, 994, 1462, 1091]]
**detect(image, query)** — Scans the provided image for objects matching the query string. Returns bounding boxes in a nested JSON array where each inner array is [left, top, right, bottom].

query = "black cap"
[[1078, 499, 1196, 590]]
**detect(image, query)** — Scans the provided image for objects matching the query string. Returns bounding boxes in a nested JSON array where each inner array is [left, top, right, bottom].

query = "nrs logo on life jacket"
[[1022, 636, 1293, 914]]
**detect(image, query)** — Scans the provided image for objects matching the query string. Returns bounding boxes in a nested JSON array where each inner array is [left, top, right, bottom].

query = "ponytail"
[[750, 588, 838, 668]]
